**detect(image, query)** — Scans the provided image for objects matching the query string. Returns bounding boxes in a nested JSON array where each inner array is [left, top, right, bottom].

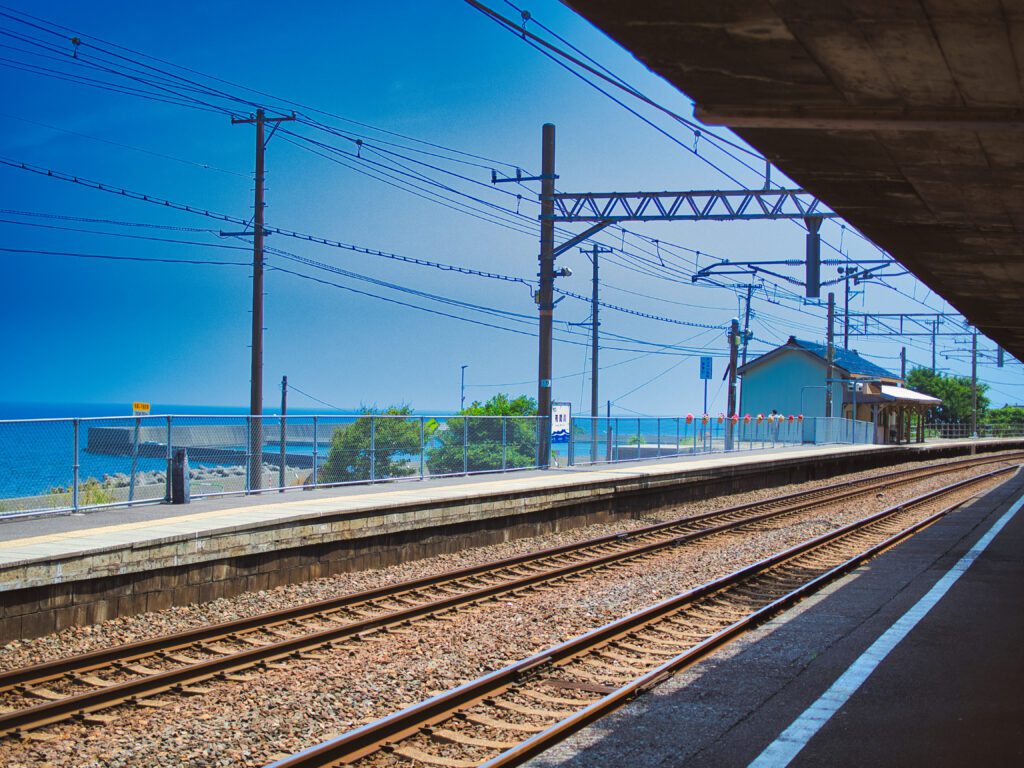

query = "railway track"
[[0, 453, 1018, 739], [265, 465, 1016, 768]]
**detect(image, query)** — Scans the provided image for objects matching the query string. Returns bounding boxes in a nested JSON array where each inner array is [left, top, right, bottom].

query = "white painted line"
[[749, 491, 1024, 768]]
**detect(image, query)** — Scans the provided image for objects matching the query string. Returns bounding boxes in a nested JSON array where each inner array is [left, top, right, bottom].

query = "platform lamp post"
[[460, 365, 468, 411]]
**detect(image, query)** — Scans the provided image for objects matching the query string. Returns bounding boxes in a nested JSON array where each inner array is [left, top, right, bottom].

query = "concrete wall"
[[2, 440, 1020, 643], [741, 349, 843, 417]]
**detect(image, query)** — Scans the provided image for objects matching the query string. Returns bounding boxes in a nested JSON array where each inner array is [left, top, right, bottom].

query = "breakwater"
[[86, 425, 322, 468]]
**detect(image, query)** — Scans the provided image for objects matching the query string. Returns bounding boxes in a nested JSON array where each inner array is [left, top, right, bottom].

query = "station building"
[[738, 337, 940, 444]]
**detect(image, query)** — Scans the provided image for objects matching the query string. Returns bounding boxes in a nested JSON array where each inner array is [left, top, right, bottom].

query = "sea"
[[0, 402, 401, 499]]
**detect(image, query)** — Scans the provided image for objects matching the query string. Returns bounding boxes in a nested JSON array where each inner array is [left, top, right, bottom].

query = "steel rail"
[[2, 451, 1014, 693], [0, 454, 1017, 738], [265, 466, 1015, 768]]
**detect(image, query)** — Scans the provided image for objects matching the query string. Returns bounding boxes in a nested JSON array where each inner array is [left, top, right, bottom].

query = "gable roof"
[[738, 337, 898, 380]]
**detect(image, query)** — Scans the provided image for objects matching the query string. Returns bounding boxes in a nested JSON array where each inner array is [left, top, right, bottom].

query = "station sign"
[[699, 357, 713, 380], [132, 401, 151, 416], [551, 402, 571, 444]]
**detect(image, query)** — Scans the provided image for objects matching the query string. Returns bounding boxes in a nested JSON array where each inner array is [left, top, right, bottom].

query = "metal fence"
[[5, 411, 983, 518], [924, 422, 1024, 440], [802, 416, 876, 446], [0, 414, 547, 518], [564, 416, 804, 466]]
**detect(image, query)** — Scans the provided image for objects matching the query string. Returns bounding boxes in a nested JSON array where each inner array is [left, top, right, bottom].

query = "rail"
[[265, 466, 1015, 767], [0, 452, 1017, 738]]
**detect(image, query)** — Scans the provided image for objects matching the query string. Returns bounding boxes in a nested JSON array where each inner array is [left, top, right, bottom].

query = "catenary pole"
[[537, 123, 556, 468], [971, 328, 978, 438], [582, 244, 611, 462], [843, 269, 851, 350], [825, 292, 835, 418]]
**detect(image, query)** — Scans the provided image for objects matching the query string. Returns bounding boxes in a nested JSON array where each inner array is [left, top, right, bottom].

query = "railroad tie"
[[429, 727, 520, 750], [518, 688, 597, 707], [393, 745, 482, 767], [490, 699, 573, 719], [464, 713, 549, 733], [539, 677, 618, 695], [20, 687, 65, 701], [615, 640, 682, 656]]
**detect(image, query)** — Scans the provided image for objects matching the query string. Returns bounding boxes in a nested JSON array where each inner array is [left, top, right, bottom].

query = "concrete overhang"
[[564, 1, 1024, 358]]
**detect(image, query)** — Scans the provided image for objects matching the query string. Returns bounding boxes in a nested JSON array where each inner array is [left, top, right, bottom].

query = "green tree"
[[906, 368, 989, 424], [986, 405, 1024, 435], [319, 405, 423, 483], [426, 394, 538, 475]]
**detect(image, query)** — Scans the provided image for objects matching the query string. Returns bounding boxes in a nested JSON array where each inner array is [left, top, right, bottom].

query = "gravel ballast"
[[0, 457, 1016, 767]]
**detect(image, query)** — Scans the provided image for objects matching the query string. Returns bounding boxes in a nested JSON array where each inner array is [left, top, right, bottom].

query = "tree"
[[906, 368, 989, 424], [986, 405, 1024, 435], [426, 394, 538, 475], [318, 405, 423, 483]]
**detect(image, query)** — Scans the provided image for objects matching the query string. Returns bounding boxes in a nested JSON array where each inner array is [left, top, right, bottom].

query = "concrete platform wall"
[[1, 441, 1017, 643]]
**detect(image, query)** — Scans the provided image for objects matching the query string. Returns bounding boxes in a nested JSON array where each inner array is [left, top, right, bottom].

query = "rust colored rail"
[[0, 453, 1017, 739], [264, 466, 1015, 768]]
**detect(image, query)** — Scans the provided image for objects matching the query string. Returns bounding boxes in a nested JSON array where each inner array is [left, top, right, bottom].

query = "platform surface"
[[0, 441, 897, 567], [524, 460, 1024, 767]]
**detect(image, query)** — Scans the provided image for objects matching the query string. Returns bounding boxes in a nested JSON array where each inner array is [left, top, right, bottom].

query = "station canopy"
[[565, 2, 1024, 359]]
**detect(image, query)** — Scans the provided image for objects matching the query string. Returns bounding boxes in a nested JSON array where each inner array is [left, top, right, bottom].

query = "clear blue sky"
[[1, 0, 1018, 416]]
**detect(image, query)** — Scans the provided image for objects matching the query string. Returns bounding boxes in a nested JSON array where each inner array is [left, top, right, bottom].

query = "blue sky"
[[1, 0, 1019, 416]]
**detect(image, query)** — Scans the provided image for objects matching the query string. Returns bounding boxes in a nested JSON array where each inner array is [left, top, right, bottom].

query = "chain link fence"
[[9, 411, 1005, 518], [0, 414, 548, 517], [924, 422, 1024, 439], [566, 415, 806, 466]]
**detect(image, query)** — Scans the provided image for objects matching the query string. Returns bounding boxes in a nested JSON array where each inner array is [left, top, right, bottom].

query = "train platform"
[[0, 438, 1019, 644], [524, 449, 1024, 767]]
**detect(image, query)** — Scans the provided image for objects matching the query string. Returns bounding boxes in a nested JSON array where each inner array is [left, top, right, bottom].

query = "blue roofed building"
[[737, 337, 939, 443]]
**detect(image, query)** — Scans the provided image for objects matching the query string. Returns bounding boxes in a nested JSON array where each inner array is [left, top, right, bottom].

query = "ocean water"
[[0, 403, 458, 500]]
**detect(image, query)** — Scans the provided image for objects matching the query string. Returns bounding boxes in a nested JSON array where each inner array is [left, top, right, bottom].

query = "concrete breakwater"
[[87, 423, 331, 450], [86, 425, 324, 468]]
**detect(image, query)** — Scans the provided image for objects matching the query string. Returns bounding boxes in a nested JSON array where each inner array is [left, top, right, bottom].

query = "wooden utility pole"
[[825, 292, 835, 418], [537, 123, 556, 468], [740, 283, 755, 367], [232, 108, 294, 491], [726, 317, 740, 450]]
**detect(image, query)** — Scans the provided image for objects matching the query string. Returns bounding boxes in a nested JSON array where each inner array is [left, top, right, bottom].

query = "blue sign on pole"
[[699, 356, 713, 380]]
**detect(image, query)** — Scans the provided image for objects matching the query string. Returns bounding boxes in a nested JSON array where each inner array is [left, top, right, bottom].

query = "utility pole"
[[232, 108, 295, 491], [843, 269, 851, 350], [737, 283, 755, 416], [279, 375, 287, 492], [726, 317, 740, 450], [740, 283, 754, 366], [537, 123, 557, 468], [900, 347, 907, 382], [932, 318, 938, 372], [971, 328, 978, 438], [825, 292, 835, 418], [581, 244, 611, 462], [804, 216, 822, 298], [460, 365, 468, 410]]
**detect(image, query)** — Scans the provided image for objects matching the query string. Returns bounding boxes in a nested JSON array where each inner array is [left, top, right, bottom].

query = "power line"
[[0, 246, 248, 266], [286, 383, 346, 411], [0, 111, 248, 176]]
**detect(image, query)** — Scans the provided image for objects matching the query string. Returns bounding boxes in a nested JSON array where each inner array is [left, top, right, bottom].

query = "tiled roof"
[[790, 338, 897, 379]]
